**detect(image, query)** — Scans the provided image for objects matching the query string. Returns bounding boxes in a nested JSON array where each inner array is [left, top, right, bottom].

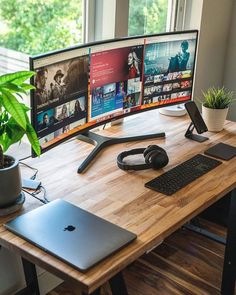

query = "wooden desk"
[[0, 110, 235, 295]]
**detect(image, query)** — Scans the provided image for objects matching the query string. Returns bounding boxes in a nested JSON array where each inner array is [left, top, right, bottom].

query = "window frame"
[[83, 0, 185, 42]]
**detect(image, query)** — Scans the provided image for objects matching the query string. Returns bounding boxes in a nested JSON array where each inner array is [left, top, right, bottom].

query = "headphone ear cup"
[[145, 149, 169, 169], [143, 145, 160, 158], [144, 150, 159, 165], [152, 151, 169, 169]]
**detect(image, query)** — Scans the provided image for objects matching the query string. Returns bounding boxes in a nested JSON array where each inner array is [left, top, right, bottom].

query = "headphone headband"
[[117, 145, 169, 171], [117, 148, 149, 171]]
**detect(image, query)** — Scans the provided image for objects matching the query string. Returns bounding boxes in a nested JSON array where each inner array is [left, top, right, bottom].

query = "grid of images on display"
[[33, 34, 196, 150]]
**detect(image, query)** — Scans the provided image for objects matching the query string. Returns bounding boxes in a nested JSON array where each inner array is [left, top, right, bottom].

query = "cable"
[[19, 155, 31, 161], [22, 189, 45, 204], [22, 185, 50, 204], [19, 162, 38, 180], [19, 161, 50, 204], [38, 185, 50, 203]]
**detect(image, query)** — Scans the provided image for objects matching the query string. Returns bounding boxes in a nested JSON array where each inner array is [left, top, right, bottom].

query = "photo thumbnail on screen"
[[144, 38, 196, 76], [37, 96, 87, 133], [37, 109, 56, 132], [89, 45, 143, 121], [143, 36, 196, 105], [34, 55, 89, 110], [39, 117, 87, 149]]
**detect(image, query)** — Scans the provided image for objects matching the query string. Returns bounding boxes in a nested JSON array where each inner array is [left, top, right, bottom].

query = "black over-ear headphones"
[[117, 145, 169, 171]]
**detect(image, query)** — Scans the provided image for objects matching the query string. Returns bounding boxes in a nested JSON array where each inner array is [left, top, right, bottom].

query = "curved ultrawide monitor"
[[30, 30, 198, 155]]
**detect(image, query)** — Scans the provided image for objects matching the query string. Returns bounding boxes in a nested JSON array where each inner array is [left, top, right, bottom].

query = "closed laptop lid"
[[4, 199, 137, 271]]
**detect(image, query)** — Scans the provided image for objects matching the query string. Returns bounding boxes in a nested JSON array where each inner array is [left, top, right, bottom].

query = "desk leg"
[[82, 272, 128, 295], [221, 188, 236, 295], [15, 258, 40, 295], [109, 272, 129, 295], [82, 289, 100, 295]]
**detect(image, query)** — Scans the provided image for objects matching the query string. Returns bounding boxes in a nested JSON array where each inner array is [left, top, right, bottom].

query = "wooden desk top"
[[0, 110, 236, 294]]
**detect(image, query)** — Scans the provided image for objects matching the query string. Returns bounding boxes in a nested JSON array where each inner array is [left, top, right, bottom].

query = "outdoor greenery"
[[0, 71, 41, 168], [0, 0, 168, 55], [0, 0, 83, 55], [202, 87, 235, 109], [129, 0, 168, 36]]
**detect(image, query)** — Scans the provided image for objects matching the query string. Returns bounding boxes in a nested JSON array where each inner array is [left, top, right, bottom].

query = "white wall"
[[184, 0, 235, 121], [223, 0, 236, 121], [0, 246, 62, 295], [0, 247, 24, 295]]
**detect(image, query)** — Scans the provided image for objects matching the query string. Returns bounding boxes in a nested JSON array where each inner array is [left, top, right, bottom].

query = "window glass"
[[0, 0, 83, 56], [128, 0, 169, 36]]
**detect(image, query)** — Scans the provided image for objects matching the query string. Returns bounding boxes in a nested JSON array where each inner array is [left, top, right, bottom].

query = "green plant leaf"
[[20, 83, 36, 91], [0, 126, 5, 136], [0, 71, 35, 86], [0, 122, 24, 151], [1, 89, 27, 129], [0, 70, 40, 155], [202, 87, 235, 109], [20, 103, 31, 112], [5, 117, 25, 143], [0, 82, 27, 95], [5, 125, 13, 139], [26, 123, 41, 156], [0, 134, 11, 152]]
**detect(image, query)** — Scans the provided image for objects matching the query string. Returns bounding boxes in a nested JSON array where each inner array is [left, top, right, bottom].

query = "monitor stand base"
[[77, 131, 165, 173], [159, 104, 187, 117]]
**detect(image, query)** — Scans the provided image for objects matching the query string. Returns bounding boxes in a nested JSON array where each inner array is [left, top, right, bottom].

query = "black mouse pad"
[[204, 142, 236, 161]]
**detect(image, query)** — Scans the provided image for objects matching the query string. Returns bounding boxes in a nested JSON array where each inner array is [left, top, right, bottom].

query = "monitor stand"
[[77, 131, 165, 173], [159, 104, 187, 117]]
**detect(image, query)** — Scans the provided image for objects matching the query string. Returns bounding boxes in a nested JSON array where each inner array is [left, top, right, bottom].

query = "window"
[[128, 0, 171, 36], [0, 0, 178, 75], [0, 0, 83, 56]]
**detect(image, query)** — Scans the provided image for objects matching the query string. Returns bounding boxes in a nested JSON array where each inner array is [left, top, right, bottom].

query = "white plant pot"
[[202, 105, 229, 132]]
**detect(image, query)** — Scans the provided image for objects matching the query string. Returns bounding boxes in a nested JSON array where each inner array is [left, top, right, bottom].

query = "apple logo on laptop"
[[64, 225, 76, 232]]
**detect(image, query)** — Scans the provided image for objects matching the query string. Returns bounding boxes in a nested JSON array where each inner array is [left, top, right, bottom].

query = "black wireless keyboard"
[[145, 154, 222, 196]]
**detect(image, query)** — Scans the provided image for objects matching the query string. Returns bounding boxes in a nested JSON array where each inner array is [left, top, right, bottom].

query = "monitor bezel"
[[30, 29, 198, 157]]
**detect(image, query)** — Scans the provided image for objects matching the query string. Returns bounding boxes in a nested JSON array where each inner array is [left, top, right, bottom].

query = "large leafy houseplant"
[[0, 71, 41, 168]]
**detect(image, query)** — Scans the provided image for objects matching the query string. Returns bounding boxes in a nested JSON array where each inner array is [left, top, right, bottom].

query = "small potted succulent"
[[201, 87, 235, 132], [0, 71, 40, 208]]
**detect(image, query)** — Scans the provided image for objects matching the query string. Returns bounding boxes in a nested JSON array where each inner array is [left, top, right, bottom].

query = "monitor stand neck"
[[77, 130, 165, 173], [185, 122, 208, 142]]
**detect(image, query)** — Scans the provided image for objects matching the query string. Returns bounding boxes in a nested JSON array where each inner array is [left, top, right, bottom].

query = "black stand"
[[81, 272, 128, 295], [15, 258, 40, 295], [185, 122, 208, 142], [183, 218, 226, 245], [77, 131, 165, 173], [18, 257, 128, 295], [221, 188, 236, 295]]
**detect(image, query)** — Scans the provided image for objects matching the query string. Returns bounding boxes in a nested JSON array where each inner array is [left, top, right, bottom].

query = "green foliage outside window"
[[0, 0, 168, 55], [129, 0, 168, 36], [0, 0, 82, 55]]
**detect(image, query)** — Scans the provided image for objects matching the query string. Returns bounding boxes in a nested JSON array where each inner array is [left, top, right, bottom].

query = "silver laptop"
[[4, 199, 137, 271]]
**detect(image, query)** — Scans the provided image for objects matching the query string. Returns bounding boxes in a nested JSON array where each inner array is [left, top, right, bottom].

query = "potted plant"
[[0, 71, 40, 208], [201, 87, 235, 132]]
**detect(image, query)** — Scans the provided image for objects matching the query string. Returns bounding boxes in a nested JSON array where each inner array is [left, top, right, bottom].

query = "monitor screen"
[[30, 30, 198, 154]]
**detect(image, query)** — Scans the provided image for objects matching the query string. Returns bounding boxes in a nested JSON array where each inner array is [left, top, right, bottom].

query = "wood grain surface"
[[0, 110, 235, 293], [48, 219, 233, 295]]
